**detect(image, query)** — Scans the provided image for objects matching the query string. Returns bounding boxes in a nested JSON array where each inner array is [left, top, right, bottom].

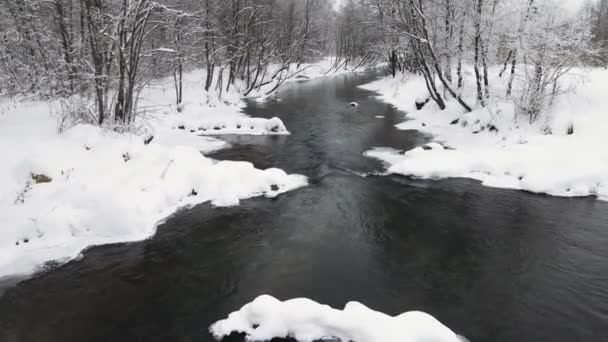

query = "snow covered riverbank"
[[210, 295, 465, 342], [361, 68, 608, 200], [0, 67, 319, 279]]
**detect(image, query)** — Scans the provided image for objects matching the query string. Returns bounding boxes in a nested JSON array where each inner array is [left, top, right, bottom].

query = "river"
[[1, 71, 607, 342]]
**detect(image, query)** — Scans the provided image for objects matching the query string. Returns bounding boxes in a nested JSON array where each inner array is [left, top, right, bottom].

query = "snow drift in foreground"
[[0, 68, 310, 279], [360, 68, 608, 200], [210, 295, 465, 342]]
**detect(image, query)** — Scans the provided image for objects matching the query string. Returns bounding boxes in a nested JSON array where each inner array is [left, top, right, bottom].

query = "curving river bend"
[[1, 71, 607, 342]]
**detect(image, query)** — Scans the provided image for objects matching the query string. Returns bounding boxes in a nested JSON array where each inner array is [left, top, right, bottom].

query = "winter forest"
[[1, 0, 607, 122], [2, 0, 608, 342]]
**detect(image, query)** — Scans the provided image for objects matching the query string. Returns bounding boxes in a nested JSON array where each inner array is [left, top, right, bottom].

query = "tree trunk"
[[474, 0, 485, 106], [456, 15, 464, 88], [444, 0, 453, 83]]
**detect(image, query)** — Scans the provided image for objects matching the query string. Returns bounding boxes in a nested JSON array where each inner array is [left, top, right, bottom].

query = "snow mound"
[[0, 123, 307, 278], [171, 117, 288, 135], [209, 295, 464, 342], [0, 69, 306, 279], [360, 67, 608, 200]]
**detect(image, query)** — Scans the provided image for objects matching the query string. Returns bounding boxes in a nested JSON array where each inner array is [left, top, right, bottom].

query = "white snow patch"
[[209, 295, 465, 342], [151, 47, 177, 53], [415, 96, 429, 104], [424, 142, 445, 150], [360, 68, 608, 200], [168, 116, 288, 136]]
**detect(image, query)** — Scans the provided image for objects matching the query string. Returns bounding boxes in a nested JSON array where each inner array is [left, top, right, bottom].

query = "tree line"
[[365, 0, 605, 121], [0, 0, 373, 125], [1, 0, 607, 126]]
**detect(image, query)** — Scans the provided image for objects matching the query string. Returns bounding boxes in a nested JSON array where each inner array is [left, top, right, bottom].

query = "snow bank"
[[210, 295, 465, 342], [136, 69, 290, 137], [0, 121, 306, 278], [281, 57, 372, 83], [166, 116, 288, 136], [0, 69, 308, 279], [361, 68, 608, 200], [249, 57, 379, 102]]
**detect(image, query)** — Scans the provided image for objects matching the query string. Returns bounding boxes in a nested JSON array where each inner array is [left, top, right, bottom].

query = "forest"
[[1, 0, 380, 126], [1, 0, 607, 125]]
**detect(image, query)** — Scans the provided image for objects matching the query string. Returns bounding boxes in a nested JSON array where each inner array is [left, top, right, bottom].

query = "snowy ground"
[[0, 59, 364, 279], [210, 295, 465, 342], [360, 67, 608, 200]]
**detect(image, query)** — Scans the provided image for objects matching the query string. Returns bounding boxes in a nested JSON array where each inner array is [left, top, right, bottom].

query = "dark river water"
[[1, 71, 608, 342]]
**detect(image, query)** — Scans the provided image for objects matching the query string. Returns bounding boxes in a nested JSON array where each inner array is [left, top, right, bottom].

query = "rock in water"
[[350, 102, 358, 107]]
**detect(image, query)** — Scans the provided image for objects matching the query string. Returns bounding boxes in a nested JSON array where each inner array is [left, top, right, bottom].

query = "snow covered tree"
[[515, 2, 593, 121]]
